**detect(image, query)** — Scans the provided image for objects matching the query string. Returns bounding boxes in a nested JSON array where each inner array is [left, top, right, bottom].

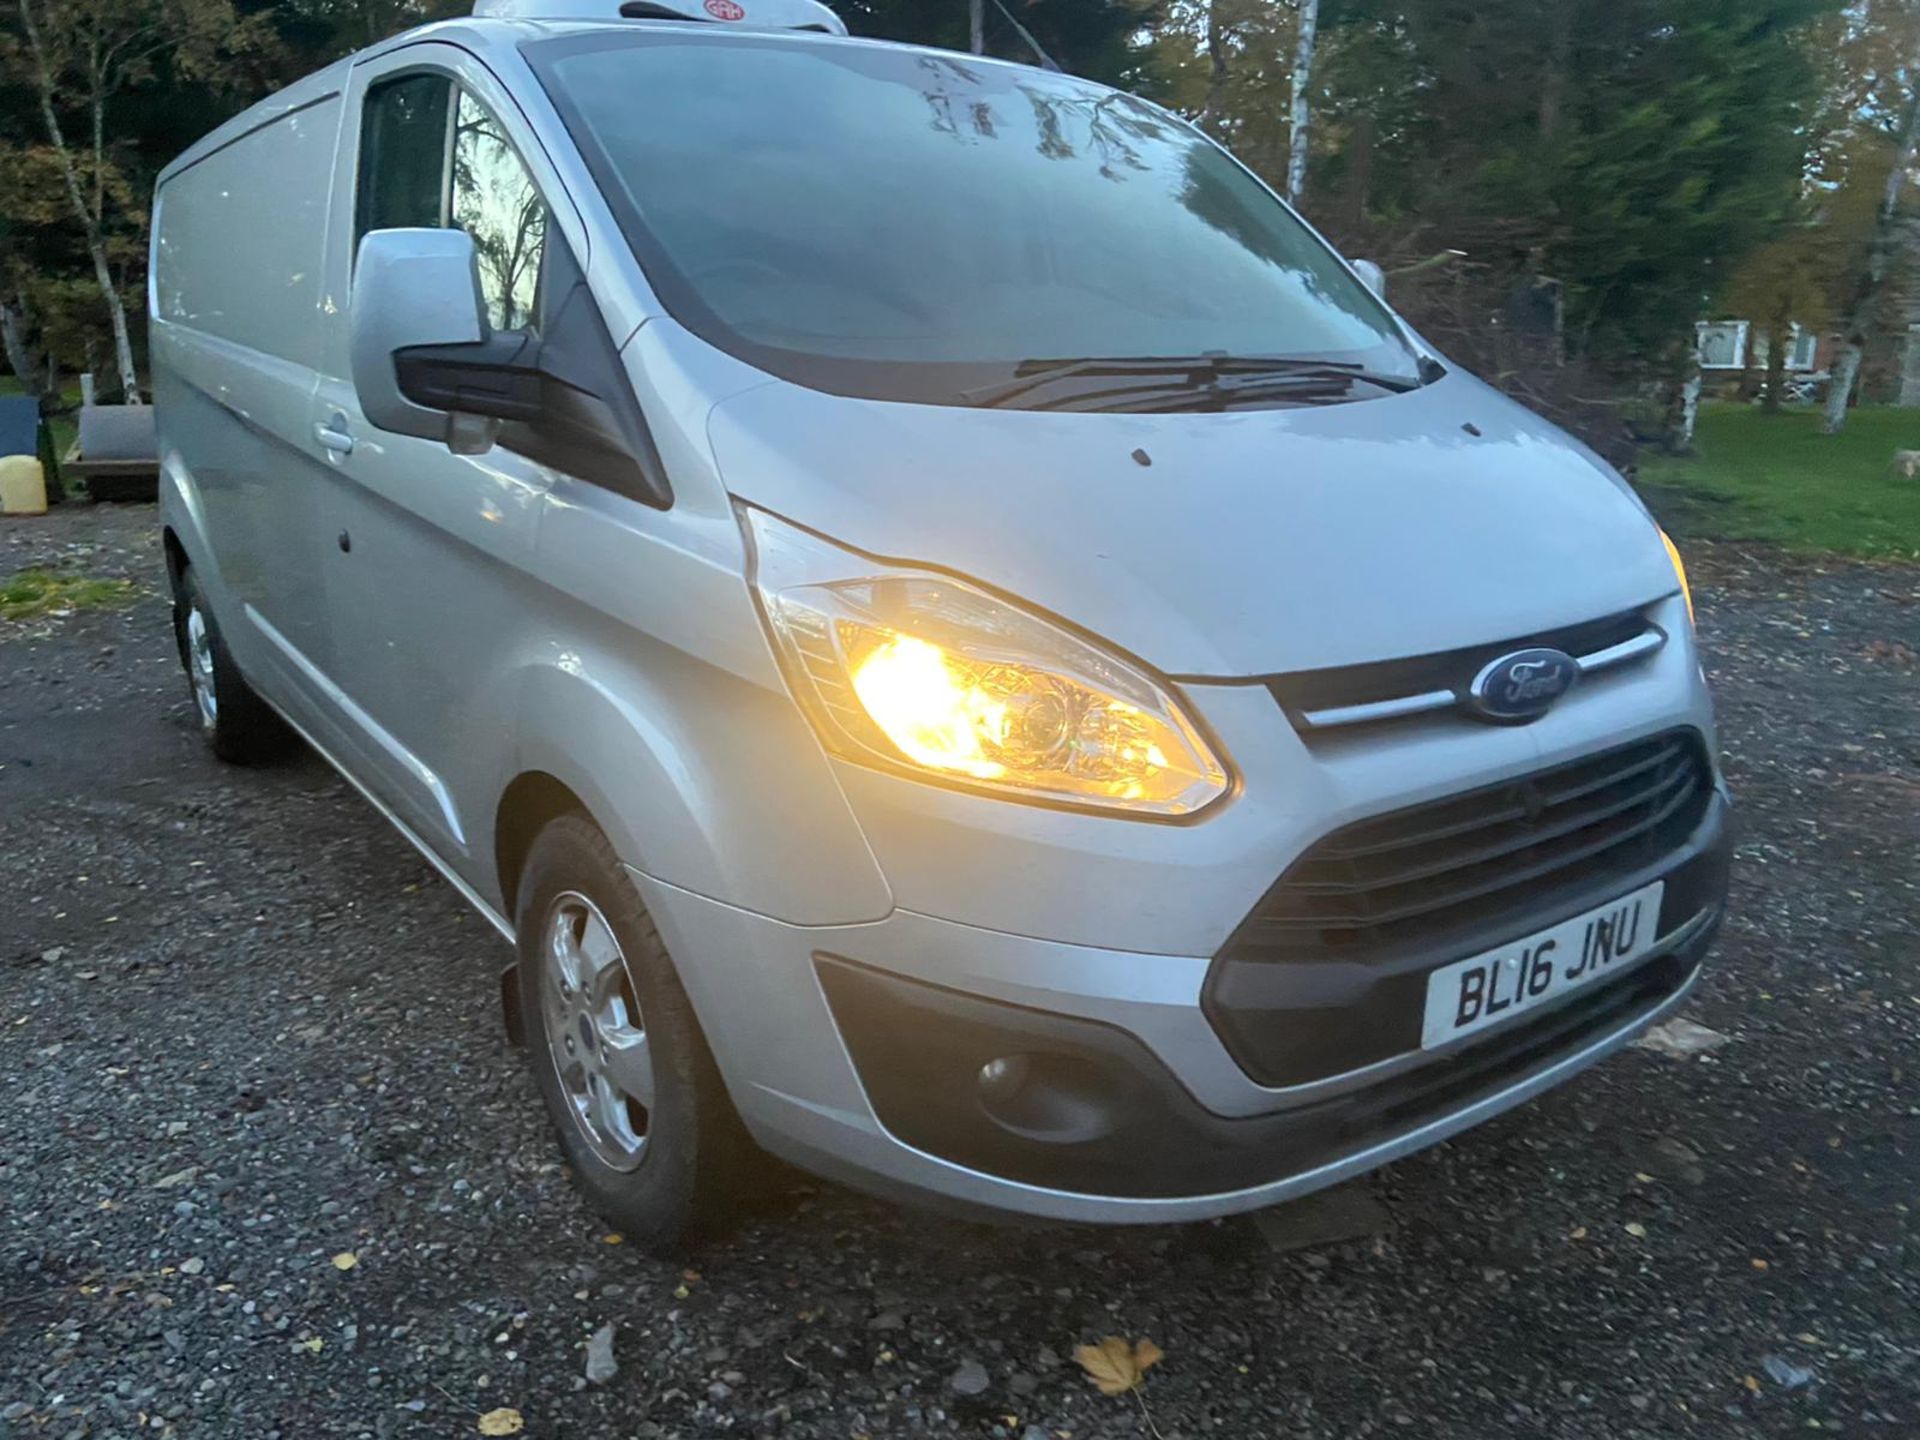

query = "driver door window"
[[356, 74, 546, 332], [452, 91, 545, 331]]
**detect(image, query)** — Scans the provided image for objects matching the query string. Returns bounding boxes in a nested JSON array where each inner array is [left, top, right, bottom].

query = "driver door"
[[307, 44, 574, 870]]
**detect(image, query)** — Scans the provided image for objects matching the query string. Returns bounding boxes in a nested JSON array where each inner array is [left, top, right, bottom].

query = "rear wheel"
[[170, 564, 289, 764], [515, 814, 756, 1252]]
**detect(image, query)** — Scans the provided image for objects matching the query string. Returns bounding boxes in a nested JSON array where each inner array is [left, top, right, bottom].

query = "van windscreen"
[[530, 33, 1421, 407]]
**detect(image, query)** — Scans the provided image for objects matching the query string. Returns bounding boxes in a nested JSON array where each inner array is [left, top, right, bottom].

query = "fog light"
[[977, 1054, 1031, 1103]]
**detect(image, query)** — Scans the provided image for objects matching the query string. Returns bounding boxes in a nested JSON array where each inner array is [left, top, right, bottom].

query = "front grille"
[[1239, 731, 1713, 961], [1270, 608, 1662, 733]]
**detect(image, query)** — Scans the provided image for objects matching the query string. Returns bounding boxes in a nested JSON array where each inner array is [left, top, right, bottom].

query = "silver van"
[[152, 0, 1731, 1248]]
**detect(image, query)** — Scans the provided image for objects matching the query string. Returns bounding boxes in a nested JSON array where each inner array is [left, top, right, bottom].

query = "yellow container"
[[0, 453, 47, 515]]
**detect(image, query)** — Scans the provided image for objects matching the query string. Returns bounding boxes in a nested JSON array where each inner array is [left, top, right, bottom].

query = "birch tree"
[[7, 0, 263, 402], [1286, 0, 1319, 205], [1822, 43, 1920, 434]]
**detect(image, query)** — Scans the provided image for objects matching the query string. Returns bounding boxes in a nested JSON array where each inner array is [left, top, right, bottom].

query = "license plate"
[[1420, 880, 1665, 1050]]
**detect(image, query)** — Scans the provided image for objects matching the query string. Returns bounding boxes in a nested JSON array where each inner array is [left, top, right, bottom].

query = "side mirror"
[[350, 228, 533, 454], [350, 225, 675, 507], [1352, 258, 1386, 299]]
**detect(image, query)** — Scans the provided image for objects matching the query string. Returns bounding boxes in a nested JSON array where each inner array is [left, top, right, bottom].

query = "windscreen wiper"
[[961, 354, 1423, 411], [1091, 365, 1426, 414]]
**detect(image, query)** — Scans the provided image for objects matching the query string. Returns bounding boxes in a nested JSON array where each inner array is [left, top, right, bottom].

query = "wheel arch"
[[161, 526, 189, 588], [499, 655, 890, 926], [493, 769, 591, 922], [157, 449, 213, 575], [161, 526, 192, 667]]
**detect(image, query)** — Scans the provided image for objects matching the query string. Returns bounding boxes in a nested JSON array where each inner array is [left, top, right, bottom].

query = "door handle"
[[314, 418, 355, 456]]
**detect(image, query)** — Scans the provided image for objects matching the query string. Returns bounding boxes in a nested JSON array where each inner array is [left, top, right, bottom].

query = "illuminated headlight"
[[1659, 527, 1694, 624], [741, 506, 1230, 818]]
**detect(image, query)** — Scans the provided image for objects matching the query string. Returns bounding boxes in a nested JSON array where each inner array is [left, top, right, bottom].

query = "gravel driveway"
[[3, 504, 1916, 1439]]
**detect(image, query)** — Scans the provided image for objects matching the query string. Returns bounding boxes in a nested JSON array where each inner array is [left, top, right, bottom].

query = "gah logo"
[[705, 0, 746, 17]]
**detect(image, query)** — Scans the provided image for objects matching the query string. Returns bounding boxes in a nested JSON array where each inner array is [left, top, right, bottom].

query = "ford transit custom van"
[[152, 0, 1731, 1248]]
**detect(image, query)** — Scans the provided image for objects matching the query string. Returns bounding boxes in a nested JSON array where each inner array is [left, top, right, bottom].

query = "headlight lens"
[[1659, 527, 1694, 623], [742, 506, 1229, 818]]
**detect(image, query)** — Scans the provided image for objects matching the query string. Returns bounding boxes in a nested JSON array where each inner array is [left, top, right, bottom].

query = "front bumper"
[[633, 788, 1730, 1223]]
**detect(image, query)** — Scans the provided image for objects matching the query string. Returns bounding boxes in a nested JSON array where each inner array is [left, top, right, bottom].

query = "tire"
[[515, 814, 756, 1253], [170, 564, 290, 764]]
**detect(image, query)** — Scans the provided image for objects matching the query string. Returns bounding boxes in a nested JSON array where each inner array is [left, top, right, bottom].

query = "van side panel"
[[153, 96, 338, 367], [153, 91, 347, 711]]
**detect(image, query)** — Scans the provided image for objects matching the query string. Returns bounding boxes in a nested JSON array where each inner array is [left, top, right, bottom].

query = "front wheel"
[[515, 815, 756, 1252]]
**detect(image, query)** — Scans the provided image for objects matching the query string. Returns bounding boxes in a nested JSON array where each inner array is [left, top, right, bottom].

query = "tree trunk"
[[1538, 3, 1571, 139], [1342, 109, 1375, 229], [15, 0, 143, 404], [90, 44, 107, 227], [1824, 52, 1920, 436], [1675, 362, 1703, 455], [86, 239, 139, 404], [0, 295, 49, 399], [1286, 0, 1320, 205], [1762, 312, 1788, 415], [1199, 0, 1230, 133], [968, 0, 983, 55], [1823, 344, 1863, 432]]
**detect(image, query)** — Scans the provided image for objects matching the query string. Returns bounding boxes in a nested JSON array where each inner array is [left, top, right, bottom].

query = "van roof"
[[158, 0, 860, 185], [472, 0, 848, 36]]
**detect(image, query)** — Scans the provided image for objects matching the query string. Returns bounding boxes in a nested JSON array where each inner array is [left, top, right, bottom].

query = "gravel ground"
[[2, 503, 1916, 1440]]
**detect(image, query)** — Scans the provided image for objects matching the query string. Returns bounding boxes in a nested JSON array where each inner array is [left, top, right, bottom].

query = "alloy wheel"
[[541, 891, 654, 1171], [185, 604, 218, 731]]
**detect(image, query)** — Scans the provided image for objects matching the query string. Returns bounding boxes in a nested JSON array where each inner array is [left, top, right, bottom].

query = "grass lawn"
[[0, 568, 138, 621], [1640, 403, 1920, 561]]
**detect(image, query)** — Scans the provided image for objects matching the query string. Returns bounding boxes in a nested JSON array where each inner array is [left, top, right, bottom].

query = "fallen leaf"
[[1751, 1258, 1770, 1271], [1624, 1221, 1648, 1238], [602, 1233, 623, 1246], [332, 1252, 358, 1271], [476, 1408, 525, 1436], [1569, 1226, 1589, 1241], [1073, 1336, 1163, 1396]]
